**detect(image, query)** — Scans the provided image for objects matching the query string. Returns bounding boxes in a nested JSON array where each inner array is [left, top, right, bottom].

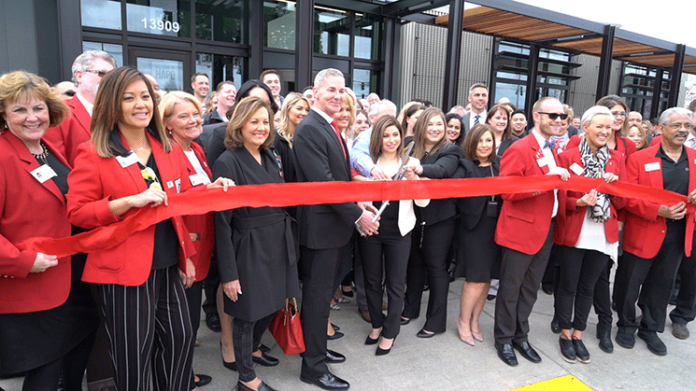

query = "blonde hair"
[[224, 97, 274, 151], [91, 67, 171, 158], [278, 92, 310, 144], [0, 71, 68, 129], [159, 91, 203, 133]]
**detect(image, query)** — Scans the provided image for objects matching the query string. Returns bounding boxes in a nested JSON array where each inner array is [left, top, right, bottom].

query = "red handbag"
[[268, 298, 305, 355]]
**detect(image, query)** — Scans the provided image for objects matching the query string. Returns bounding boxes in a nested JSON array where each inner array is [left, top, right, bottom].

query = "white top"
[[76, 92, 94, 116], [184, 150, 211, 185], [574, 208, 618, 261], [531, 129, 559, 218]]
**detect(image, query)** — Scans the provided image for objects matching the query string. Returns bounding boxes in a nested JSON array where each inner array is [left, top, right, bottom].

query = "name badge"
[[537, 158, 547, 167], [174, 178, 181, 193], [30, 164, 57, 183], [570, 163, 584, 175], [645, 162, 661, 172], [116, 152, 139, 168], [166, 180, 174, 189], [189, 174, 210, 187]]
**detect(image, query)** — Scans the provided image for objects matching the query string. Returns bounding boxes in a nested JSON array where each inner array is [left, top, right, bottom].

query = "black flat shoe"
[[597, 328, 613, 353], [513, 341, 542, 363], [559, 337, 576, 363], [615, 330, 635, 349], [237, 381, 279, 391], [194, 374, 212, 387], [495, 342, 518, 366], [300, 372, 350, 390], [400, 317, 410, 325], [325, 349, 346, 364], [327, 331, 344, 341], [252, 352, 280, 367], [206, 312, 221, 332], [637, 330, 667, 356], [572, 338, 590, 363], [376, 337, 395, 356], [550, 319, 561, 334], [416, 329, 435, 338], [341, 287, 354, 297]]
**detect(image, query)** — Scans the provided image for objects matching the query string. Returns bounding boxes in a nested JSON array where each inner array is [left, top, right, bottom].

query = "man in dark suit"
[[44, 50, 116, 165], [293, 68, 380, 390], [202, 81, 236, 125], [461, 83, 488, 137], [493, 97, 570, 366]]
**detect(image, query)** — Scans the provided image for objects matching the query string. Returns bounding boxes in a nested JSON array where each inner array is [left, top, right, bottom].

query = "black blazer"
[[455, 157, 501, 230], [205, 124, 228, 169], [293, 110, 362, 249], [202, 109, 225, 126], [416, 143, 460, 225], [497, 137, 517, 158]]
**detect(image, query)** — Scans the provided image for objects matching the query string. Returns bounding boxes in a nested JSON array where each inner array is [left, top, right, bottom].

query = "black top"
[[35, 151, 70, 197], [657, 145, 689, 196], [140, 154, 178, 270]]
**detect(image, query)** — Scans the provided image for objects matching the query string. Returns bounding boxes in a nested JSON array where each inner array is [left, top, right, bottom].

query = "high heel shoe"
[[365, 331, 381, 345], [455, 318, 475, 346], [472, 330, 483, 342], [376, 336, 395, 356], [220, 342, 237, 371]]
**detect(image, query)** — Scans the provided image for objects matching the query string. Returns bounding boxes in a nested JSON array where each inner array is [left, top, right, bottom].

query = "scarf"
[[579, 138, 611, 223]]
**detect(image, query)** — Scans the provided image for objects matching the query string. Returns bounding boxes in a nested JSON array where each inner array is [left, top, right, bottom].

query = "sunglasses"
[[537, 112, 568, 120]]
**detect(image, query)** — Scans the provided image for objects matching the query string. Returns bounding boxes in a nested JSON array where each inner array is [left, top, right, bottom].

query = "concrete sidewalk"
[[3, 278, 695, 390]]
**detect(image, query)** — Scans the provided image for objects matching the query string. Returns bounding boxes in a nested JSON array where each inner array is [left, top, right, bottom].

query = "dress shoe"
[[487, 294, 496, 301], [637, 330, 667, 356], [259, 343, 271, 353], [205, 312, 221, 332], [513, 341, 542, 363], [542, 284, 553, 295], [359, 308, 371, 323], [597, 328, 613, 353], [615, 330, 635, 349], [376, 337, 395, 356], [237, 380, 279, 391], [300, 372, 350, 390], [365, 333, 380, 345], [400, 316, 410, 326], [495, 343, 518, 366], [672, 322, 690, 340], [572, 338, 590, 363], [559, 337, 576, 363], [550, 318, 561, 334], [325, 349, 346, 364], [341, 286, 354, 297], [222, 359, 237, 371], [327, 331, 344, 341], [416, 329, 435, 338], [194, 374, 212, 387], [252, 352, 280, 367], [331, 323, 341, 332]]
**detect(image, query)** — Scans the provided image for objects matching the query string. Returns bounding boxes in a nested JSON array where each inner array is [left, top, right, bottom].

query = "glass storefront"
[[126, 0, 191, 38], [264, 1, 296, 51], [315, 8, 350, 57]]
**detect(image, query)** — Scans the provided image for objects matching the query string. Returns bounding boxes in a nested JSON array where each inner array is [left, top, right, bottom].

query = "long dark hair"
[[369, 116, 404, 163], [225, 79, 279, 118]]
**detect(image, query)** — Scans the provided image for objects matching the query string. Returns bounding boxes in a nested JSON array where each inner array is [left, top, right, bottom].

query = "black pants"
[[299, 246, 343, 378], [98, 266, 194, 391], [593, 260, 614, 331], [615, 233, 684, 334], [233, 313, 276, 383], [670, 231, 696, 325], [555, 246, 610, 331], [22, 331, 96, 391], [494, 223, 554, 345], [360, 232, 411, 339], [185, 280, 204, 390], [202, 255, 219, 317], [402, 218, 455, 334]]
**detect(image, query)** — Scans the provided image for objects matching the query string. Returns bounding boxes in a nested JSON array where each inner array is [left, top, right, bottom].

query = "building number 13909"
[[141, 18, 180, 33]]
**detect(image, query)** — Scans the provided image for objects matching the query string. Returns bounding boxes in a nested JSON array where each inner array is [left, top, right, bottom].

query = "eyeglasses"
[[84, 69, 108, 78], [666, 122, 695, 130], [62, 90, 76, 97], [611, 111, 627, 117], [537, 112, 568, 120]]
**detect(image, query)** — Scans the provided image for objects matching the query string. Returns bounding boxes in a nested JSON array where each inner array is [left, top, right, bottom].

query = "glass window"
[[499, 42, 529, 56], [136, 57, 184, 92], [498, 54, 528, 69], [494, 82, 526, 110], [264, 1, 296, 50], [82, 42, 124, 66], [126, 0, 191, 38], [81, 0, 122, 30], [314, 8, 350, 57], [496, 71, 527, 82], [537, 75, 567, 86], [538, 87, 566, 103], [196, 53, 244, 93], [353, 69, 378, 100], [354, 14, 380, 60], [196, 0, 244, 43]]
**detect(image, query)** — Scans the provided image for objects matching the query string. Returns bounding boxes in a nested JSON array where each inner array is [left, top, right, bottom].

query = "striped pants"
[[98, 266, 194, 391]]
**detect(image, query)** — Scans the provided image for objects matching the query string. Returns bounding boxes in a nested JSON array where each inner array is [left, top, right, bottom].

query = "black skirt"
[[454, 202, 502, 283], [0, 279, 98, 375]]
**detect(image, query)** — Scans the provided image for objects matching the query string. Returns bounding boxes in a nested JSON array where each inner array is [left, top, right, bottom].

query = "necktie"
[[331, 121, 347, 159], [474, 115, 480, 125], [544, 139, 556, 150]]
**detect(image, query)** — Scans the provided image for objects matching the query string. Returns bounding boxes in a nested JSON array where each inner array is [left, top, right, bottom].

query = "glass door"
[[129, 47, 191, 93]]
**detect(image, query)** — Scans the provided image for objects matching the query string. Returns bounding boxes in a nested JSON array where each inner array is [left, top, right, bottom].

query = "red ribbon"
[[17, 176, 694, 258]]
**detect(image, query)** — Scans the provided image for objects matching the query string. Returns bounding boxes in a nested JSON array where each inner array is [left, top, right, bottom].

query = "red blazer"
[[622, 143, 696, 258], [44, 96, 92, 166], [567, 133, 636, 163], [553, 147, 627, 247], [178, 141, 214, 282], [495, 133, 558, 255], [67, 132, 196, 286], [0, 132, 72, 313]]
